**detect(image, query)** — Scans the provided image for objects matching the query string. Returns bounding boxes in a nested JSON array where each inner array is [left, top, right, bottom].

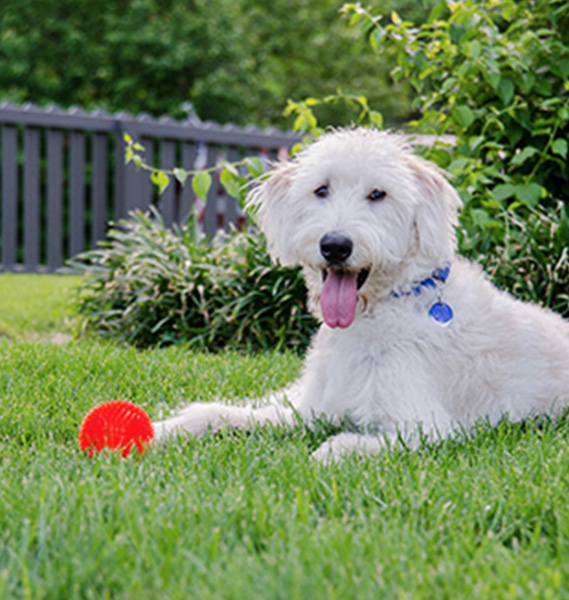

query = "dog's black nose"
[[320, 232, 353, 265]]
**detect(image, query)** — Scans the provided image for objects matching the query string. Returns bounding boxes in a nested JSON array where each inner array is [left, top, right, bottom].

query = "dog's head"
[[247, 128, 461, 328]]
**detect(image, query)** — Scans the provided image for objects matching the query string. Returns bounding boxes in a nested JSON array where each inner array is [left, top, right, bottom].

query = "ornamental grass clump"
[[74, 209, 316, 352]]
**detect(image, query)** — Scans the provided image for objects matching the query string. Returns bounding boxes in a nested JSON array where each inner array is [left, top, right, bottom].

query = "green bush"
[[480, 202, 569, 316], [74, 210, 316, 352]]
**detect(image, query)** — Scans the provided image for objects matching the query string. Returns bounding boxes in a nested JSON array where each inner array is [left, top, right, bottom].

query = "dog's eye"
[[367, 189, 387, 202], [314, 185, 329, 199]]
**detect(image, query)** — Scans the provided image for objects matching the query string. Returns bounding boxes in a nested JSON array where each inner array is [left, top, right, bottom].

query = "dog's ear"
[[406, 154, 462, 260], [246, 160, 298, 265]]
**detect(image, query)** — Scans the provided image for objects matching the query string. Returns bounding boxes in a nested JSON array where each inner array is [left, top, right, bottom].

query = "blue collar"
[[391, 262, 454, 327], [391, 263, 451, 299]]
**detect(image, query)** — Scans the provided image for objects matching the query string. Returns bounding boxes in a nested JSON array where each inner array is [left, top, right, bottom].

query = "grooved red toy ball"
[[79, 400, 154, 458]]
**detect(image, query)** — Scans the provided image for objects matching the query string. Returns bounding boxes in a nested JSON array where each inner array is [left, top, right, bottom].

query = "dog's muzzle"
[[319, 232, 369, 289]]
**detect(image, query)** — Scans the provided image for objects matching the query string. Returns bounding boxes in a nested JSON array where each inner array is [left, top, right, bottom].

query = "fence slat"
[[91, 133, 108, 245], [113, 128, 126, 220], [179, 142, 196, 225], [69, 131, 86, 257], [47, 130, 64, 272], [122, 141, 148, 217], [225, 147, 241, 229], [23, 128, 41, 270], [140, 139, 154, 214], [203, 144, 219, 234], [1, 126, 18, 269], [159, 140, 176, 227]]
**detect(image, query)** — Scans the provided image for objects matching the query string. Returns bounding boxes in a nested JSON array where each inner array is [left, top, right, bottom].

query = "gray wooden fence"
[[0, 102, 301, 272]]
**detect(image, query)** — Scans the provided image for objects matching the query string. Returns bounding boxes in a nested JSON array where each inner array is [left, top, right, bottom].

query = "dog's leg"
[[311, 420, 449, 463], [153, 402, 295, 440], [310, 432, 390, 463], [153, 388, 298, 441]]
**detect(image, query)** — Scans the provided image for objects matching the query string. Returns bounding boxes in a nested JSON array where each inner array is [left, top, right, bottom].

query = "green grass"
[[0, 273, 83, 339], [2, 274, 569, 599]]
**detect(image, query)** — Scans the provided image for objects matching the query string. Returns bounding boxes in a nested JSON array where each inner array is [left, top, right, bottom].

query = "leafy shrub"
[[345, 0, 569, 197], [480, 202, 569, 316], [74, 209, 316, 352]]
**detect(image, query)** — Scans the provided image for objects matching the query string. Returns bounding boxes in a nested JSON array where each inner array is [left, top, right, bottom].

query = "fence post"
[[23, 128, 41, 270], [91, 132, 109, 246], [69, 131, 86, 257], [1, 125, 18, 270], [46, 129, 64, 272]]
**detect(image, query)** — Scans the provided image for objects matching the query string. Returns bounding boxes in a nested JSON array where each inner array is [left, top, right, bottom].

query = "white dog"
[[154, 128, 569, 461]]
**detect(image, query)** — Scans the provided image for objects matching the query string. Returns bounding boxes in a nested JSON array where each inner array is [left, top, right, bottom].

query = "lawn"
[[1, 274, 569, 599]]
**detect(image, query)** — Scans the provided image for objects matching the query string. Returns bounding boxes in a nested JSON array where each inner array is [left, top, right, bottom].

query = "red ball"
[[79, 400, 155, 458]]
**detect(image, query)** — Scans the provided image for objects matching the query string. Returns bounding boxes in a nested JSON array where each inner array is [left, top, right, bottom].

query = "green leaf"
[[552, 139, 568, 158], [514, 183, 542, 208], [452, 105, 475, 129], [463, 40, 481, 60], [497, 79, 515, 107], [502, 1, 518, 21], [492, 183, 515, 201], [192, 170, 212, 202], [428, 1, 447, 24], [484, 71, 501, 90], [173, 168, 189, 186], [237, 175, 250, 208], [369, 111, 384, 128], [369, 30, 379, 51], [348, 11, 363, 26], [244, 157, 265, 179], [520, 73, 536, 94], [220, 168, 241, 198], [282, 100, 298, 118], [447, 158, 470, 172], [413, 51, 428, 71], [293, 114, 305, 132], [552, 59, 569, 80], [441, 77, 457, 94], [470, 208, 490, 228], [511, 146, 538, 167], [481, 59, 501, 90], [150, 171, 170, 195]]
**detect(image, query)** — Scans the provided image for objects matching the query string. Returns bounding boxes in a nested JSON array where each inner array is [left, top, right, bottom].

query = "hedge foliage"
[[74, 210, 316, 352]]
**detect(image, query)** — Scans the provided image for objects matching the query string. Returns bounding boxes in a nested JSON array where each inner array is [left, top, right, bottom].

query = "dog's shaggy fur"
[[154, 128, 569, 461]]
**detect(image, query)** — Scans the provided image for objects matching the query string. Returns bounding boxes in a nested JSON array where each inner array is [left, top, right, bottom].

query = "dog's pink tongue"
[[321, 270, 358, 328]]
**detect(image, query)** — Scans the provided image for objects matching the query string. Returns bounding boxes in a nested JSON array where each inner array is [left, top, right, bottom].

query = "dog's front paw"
[[153, 403, 230, 441], [310, 439, 343, 464], [311, 432, 387, 463]]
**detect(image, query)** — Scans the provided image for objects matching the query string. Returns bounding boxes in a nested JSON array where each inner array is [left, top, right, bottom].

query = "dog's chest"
[[299, 314, 429, 422]]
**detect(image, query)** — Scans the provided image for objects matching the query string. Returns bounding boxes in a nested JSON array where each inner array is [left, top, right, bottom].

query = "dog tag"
[[429, 302, 453, 326]]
